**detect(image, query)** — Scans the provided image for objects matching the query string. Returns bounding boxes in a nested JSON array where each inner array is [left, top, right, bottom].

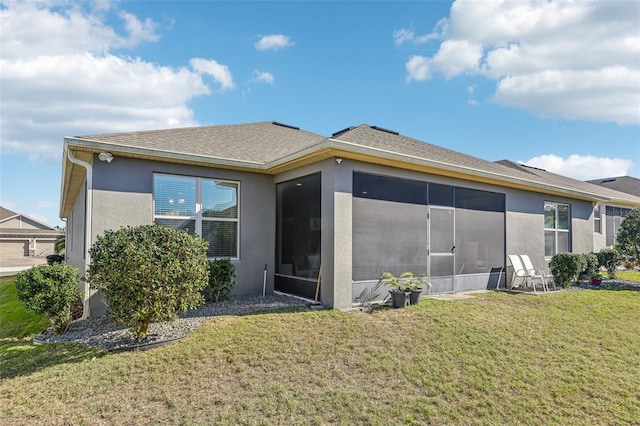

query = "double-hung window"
[[154, 174, 239, 259], [544, 201, 570, 257]]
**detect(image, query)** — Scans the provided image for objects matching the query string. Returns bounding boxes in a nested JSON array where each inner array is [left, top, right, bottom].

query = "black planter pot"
[[390, 290, 408, 308], [409, 288, 423, 305]]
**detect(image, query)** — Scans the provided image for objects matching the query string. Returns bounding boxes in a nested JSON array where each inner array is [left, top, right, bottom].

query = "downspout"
[[66, 144, 93, 320]]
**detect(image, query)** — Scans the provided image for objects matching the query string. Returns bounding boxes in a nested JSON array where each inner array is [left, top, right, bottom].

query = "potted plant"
[[406, 273, 431, 305], [381, 272, 412, 308], [589, 272, 604, 285]]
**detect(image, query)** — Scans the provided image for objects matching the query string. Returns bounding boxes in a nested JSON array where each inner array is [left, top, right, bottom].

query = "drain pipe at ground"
[[65, 143, 93, 320]]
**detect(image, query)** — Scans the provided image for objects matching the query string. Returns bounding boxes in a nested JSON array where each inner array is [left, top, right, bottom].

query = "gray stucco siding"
[[274, 159, 351, 308], [90, 155, 276, 302]]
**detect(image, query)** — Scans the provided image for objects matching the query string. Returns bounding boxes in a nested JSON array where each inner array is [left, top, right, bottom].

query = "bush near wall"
[[88, 225, 209, 341], [202, 259, 236, 303], [549, 253, 585, 288], [577, 252, 600, 281]]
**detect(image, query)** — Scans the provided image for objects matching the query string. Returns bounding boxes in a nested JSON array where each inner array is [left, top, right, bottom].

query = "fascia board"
[[323, 138, 614, 202]]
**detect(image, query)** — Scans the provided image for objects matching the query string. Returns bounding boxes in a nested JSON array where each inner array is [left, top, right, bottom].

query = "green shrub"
[[549, 253, 583, 288], [202, 258, 236, 303], [616, 208, 640, 267], [597, 248, 623, 279], [46, 254, 64, 265], [15, 263, 80, 334], [87, 225, 209, 341], [578, 252, 600, 281]]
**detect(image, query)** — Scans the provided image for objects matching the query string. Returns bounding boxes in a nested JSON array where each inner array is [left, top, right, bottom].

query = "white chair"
[[508, 255, 531, 291], [520, 255, 556, 291]]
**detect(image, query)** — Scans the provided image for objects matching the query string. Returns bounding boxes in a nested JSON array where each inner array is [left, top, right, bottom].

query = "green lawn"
[[609, 269, 640, 282], [1, 277, 639, 425]]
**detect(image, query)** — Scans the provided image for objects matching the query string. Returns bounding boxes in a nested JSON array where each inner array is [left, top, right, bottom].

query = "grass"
[[609, 269, 640, 282], [0, 276, 105, 381], [1, 277, 639, 424], [0, 275, 49, 338]]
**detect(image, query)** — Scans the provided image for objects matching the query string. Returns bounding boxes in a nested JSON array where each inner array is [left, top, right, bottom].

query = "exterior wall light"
[[336, 158, 343, 164], [98, 152, 113, 163]]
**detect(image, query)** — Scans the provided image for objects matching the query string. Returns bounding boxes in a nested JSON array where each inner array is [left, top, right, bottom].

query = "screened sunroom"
[[351, 172, 506, 299]]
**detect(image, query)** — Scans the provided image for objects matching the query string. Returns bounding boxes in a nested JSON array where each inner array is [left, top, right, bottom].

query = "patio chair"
[[508, 255, 531, 291], [520, 255, 556, 291]]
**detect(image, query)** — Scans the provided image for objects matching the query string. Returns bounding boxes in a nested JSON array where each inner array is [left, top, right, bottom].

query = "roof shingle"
[[76, 121, 325, 165]]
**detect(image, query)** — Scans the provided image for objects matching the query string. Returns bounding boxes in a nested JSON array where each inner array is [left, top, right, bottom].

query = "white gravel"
[[34, 294, 310, 351]]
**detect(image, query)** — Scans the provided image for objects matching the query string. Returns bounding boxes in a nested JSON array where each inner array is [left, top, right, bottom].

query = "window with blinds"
[[153, 174, 239, 259]]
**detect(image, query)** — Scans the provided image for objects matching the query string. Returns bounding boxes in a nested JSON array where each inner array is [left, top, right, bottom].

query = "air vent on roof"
[[272, 121, 300, 130], [331, 126, 355, 137], [601, 178, 617, 183], [521, 163, 546, 172], [370, 125, 399, 135]]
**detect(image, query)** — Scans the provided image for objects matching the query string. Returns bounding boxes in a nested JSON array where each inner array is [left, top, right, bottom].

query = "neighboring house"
[[586, 176, 640, 245], [59, 122, 640, 317], [587, 176, 640, 198], [0, 206, 59, 265]]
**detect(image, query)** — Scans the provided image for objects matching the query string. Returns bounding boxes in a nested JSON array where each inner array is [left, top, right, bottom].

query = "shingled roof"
[[61, 121, 640, 218], [586, 176, 640, 198], [330, 125, 640, 205], [0, 206, 18, 221], [73, 121, 325, 165]]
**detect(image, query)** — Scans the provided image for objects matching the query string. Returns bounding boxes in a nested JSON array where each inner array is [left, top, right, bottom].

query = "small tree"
[[616, 208, 640, 268], [88, 225, 209, 341], [15, 263, 80, 334], [597, 248, 623, 279]]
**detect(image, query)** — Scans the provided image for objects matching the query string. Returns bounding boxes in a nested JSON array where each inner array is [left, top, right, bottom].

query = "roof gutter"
[[65, 142, 92, 320]]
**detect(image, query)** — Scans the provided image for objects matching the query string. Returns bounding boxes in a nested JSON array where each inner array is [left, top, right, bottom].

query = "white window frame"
[[544, 201, 571, 257], [153, 173, 240, 260], [593, 203, 602, 234]]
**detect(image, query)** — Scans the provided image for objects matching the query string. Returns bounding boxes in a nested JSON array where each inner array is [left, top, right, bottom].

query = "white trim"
[[273, 290, 315, 303], [65, 144, 92, 320]]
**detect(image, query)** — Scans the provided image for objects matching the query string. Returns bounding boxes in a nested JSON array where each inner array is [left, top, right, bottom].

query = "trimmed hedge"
[[15, 263, 80, 334], [88, 225, 209, 341], [549, 253, 584, 288]]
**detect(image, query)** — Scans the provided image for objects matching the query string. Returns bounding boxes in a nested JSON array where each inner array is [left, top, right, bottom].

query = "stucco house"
[[59, 122, 640, 317], [0, 206, 60, 267]]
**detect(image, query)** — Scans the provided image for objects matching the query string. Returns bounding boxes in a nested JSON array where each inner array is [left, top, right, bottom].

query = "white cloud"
[[190, 58, 235, 91], [403, 0, 640, 124], [523, 154, 634, 181], [0, 2, 235, 161], [393, 21, 445, 46], [251, 70, 275, 85], [255, 34, 294, 51], [405, 55, 430, 81], [405, 40, 482, 81], [118, 11, 159, 47]]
